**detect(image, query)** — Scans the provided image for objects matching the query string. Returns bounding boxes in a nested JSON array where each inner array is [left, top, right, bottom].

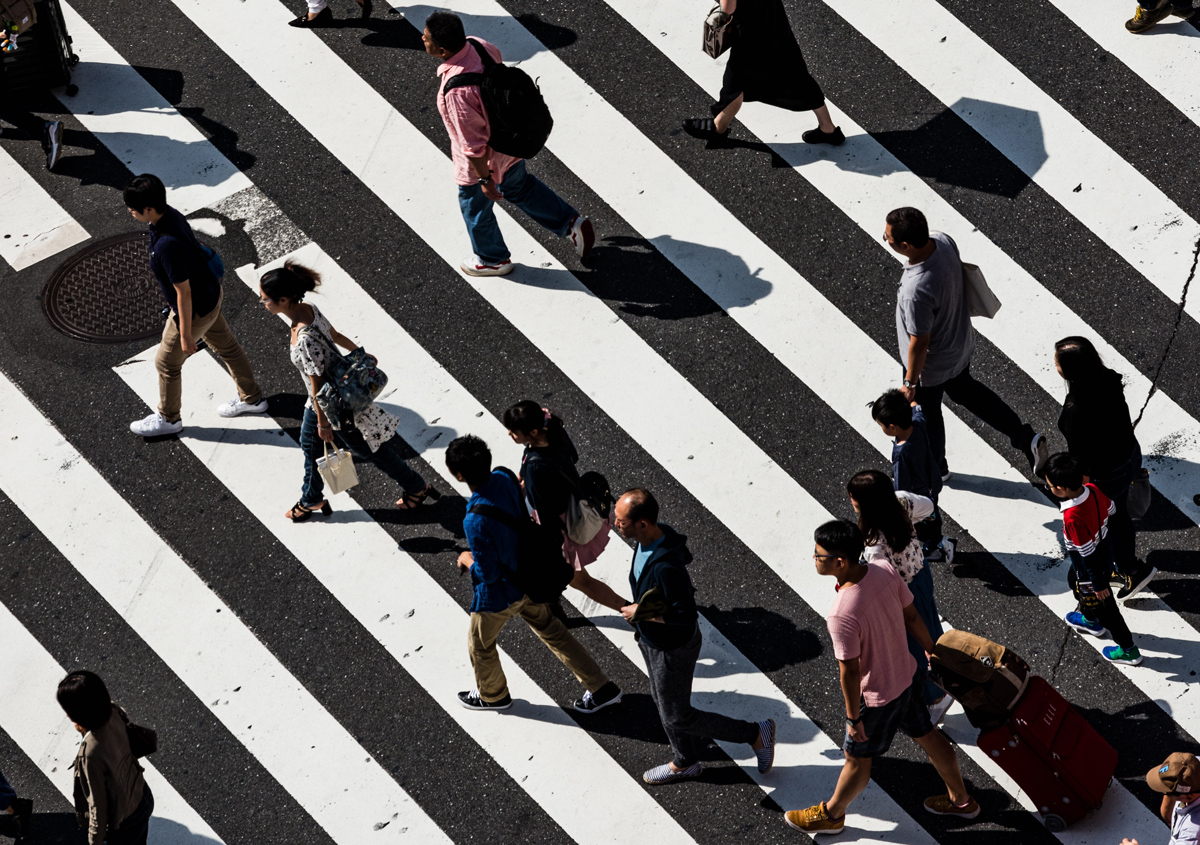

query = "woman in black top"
[[503, 401, 628, 612], [683, 0, 843, 145], [1054, 336, 1155, 599]]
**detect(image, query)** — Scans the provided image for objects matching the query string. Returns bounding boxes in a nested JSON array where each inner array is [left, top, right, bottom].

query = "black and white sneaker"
[[573, 681, 623, 713], [1027, 431, 1050, 473], [45, 120, 63, 170], [457, 689, 513, 711], [1117, 564, 1158, 601]]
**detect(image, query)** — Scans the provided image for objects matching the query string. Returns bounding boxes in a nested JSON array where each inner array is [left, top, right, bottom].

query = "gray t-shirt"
[[895, 232, 975, 387], [1171, 798, 1200, 845]]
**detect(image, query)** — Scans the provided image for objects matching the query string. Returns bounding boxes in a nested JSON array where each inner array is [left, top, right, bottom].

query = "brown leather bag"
[[930, 630, 1031, 729], [702, 5, 734, 59], [0, 0, 37, 35]]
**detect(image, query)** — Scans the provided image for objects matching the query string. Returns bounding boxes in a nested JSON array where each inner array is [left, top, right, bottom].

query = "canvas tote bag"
[[317, 442, 359, 494], [963, 263, 1002, 318]]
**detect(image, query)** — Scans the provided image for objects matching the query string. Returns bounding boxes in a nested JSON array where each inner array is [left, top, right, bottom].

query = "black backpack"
[[441, 38, 554, 160], [468, 469, 573, 603]]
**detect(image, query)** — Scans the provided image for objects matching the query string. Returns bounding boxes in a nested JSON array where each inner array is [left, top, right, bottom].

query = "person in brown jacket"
[[57, 671, 153, 845]]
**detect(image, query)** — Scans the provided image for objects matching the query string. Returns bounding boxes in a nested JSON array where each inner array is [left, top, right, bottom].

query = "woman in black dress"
[[684, 0, 842, 145], [1054, 336, 1156, 600]]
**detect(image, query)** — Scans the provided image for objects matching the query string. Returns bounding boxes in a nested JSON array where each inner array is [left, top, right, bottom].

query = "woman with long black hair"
[[683, 0, 842, 145], [503, 401, 628, 612], [258, 262, 439, 522], [1054, 336, 1155, 599], [846, 470, 947, 717]]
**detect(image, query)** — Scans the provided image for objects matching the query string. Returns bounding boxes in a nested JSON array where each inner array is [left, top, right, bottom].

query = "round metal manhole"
[[41, 231, 164, 344]]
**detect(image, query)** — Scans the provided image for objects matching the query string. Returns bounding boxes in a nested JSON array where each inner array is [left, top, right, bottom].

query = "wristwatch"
[[902, 378, 918, 389], [477, 171, 493, 186], [846, 715, 863, 726]]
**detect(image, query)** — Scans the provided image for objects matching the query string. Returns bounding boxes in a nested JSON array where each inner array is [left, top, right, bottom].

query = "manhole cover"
[[41, 231, 164, 344]]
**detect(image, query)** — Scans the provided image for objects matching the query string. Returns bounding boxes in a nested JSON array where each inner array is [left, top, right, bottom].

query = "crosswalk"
[[0, 0, 1197, 842]]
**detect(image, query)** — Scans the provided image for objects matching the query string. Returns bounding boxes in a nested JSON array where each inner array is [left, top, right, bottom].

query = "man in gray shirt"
[[887, 207, 1046, 480]]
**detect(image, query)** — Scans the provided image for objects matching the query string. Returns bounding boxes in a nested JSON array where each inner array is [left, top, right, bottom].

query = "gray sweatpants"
[[639, 625, 758, 768]]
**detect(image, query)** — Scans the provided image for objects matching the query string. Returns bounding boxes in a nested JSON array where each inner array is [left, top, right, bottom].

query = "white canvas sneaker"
[[130, 412, 183, 437], [217, 397, 269, 418]]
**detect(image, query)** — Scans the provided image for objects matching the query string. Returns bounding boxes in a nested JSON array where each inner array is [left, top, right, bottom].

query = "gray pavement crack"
[[1047, 626, 1071, 688], [1134, 232, 1200, 429]]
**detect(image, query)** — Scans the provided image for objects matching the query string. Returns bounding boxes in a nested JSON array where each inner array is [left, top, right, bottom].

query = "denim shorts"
[[843, 679, 934, 758]]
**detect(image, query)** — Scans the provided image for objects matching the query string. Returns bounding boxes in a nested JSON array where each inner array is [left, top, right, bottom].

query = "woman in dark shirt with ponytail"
[[1054, 336, 1156, 600], [503, 401, 628, 612]]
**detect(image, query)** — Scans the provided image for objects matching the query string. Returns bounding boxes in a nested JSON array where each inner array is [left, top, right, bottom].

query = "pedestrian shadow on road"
[[697, 605, 823, 672], [580, 235, 773, 320]]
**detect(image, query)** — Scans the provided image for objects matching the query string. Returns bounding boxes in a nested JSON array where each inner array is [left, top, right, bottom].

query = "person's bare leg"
[[570, 567, 628, 613], [713, 94, 744, 134], [825, 752, 872, 819], [813, 104, 837, 133], [912, 729, 970, 804]]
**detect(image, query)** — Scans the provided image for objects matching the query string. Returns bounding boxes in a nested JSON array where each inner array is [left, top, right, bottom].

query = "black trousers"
[[1069, 567, 1134, 649], [915, 363, 1033, 474]]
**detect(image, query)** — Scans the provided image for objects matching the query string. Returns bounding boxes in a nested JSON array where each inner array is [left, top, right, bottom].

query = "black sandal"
[[288, 6, 332, 27], [286, 500, 332, 522], [396, 485, 441, 510]]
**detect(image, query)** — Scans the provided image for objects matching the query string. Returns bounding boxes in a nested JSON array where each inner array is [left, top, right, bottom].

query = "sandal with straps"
[[396, 484, 441, 510], [286, 500, 332, 522]]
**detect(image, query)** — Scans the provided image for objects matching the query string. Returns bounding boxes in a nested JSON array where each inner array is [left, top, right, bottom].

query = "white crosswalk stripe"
[[0, 0, 1196, 842]]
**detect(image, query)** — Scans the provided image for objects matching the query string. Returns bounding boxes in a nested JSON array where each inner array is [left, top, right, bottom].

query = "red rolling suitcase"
[[977, 676, 1117, 831]]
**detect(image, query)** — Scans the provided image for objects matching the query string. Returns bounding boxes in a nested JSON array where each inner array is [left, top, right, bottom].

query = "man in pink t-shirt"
[[423, 12, 594, 278], [784, 520, 981, 836]]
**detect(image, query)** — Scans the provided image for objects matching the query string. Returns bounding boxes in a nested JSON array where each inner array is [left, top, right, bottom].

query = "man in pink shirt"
[[785, 519, 980, 836], [423, 12, 594, 277]]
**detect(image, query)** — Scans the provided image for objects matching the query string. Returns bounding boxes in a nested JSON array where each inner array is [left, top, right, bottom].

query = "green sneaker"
[[1103, 644, 1143, 666]]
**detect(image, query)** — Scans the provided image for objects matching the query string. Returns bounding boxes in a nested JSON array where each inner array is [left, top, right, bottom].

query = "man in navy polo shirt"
[[123, 173, 267, 437]]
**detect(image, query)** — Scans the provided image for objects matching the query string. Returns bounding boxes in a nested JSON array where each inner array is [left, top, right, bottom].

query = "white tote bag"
[[316, 442, 359, 495], [563, 494, 607, 545], [963, 263, 1002, 319]]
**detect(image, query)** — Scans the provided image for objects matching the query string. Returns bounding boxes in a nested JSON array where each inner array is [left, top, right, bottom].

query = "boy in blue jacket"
[[615, 488, 775, 785]]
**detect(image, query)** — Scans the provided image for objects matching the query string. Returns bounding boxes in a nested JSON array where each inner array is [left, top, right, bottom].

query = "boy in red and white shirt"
[[1043, 452, 1141, 666]]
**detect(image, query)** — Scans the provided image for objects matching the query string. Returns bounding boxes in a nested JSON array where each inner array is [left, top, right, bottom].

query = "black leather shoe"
[[802, 126, 846, 146], [288, 5, 332, 27]]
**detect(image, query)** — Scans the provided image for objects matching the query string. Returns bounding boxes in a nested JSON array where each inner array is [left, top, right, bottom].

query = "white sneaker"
[[130, 412, 183, 437], [217, 397, 269, 418], [460, 256, 514, 277], [568, 215, 595, 259]]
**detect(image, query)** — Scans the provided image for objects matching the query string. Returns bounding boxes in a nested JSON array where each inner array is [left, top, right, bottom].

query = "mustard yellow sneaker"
[[1126, 1, 1173, 32], [924, 793, 982, 819], [784, 802, 845, 835]]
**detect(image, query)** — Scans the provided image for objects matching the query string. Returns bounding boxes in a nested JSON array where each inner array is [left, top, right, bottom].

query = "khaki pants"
[[156, 290, 261, 422], [468, 596, 608, 703]]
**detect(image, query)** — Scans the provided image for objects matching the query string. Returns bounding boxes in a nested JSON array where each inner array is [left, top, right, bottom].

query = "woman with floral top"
[[259, 261, 439, 521], [846, 470, 945, 712]]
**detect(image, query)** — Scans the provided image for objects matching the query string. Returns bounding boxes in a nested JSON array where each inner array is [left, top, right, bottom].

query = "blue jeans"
[[299, 407, 425, 506], [906, 559, 946, 706], [1090, 441, 1141, 576], [457, 160, 576, 264], [0, 768, 14, 812]]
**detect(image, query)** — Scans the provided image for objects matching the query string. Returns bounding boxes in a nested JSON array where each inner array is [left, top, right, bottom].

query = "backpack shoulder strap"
[[524, 450, 587, 500], [466, 37, 495, 68], [468, 501, 526, 533], [443, 71, 485, 95]]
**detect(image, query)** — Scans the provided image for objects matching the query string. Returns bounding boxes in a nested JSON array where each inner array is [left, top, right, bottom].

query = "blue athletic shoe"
[[1065, 611, 1108, 638], [1103, 645, 1143, 666]]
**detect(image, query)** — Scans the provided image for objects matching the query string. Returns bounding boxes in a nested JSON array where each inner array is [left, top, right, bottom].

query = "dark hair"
[[123, 174, 167, 213], [502, 400, 571, 449], [846, 470, 912, 553], [871, 389, 913, 429], [425, 11, 466, 53], [1055, 336, 1122, 391], [445, 434, 492, 488], [814, 519, 865, 562], [886, 207, 930, 248], [621, 488, 659, 525], [56, 670, 112, 732], [260, 261, 321, 303], [1042, 451, 1083, 490]]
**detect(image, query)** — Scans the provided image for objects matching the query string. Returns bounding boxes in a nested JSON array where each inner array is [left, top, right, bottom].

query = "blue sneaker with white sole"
[[1065, 611, 1108, 638]]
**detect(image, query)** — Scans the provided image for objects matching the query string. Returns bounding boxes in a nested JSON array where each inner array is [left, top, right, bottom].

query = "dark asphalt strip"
[[0, 492, 334, 845]]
